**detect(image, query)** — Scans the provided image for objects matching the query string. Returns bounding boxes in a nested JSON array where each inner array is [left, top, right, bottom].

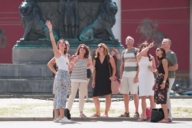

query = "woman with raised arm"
[[46, 21, 71, 123], [136, 42, 156, 121]]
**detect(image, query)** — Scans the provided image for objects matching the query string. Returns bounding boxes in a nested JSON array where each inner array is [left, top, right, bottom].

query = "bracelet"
[[163, 80, 166, 83]]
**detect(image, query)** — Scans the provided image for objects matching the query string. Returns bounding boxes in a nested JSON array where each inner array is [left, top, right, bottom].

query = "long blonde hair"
[[95, 43, 109, 58]]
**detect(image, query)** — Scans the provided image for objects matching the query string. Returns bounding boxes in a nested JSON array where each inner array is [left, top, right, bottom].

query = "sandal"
[[138, 117, 148, 121], [80, 113, 87, 118], [119, 112, 130, 117], [90, 114, 100, 118], [158, 119, 169, 123], [168, 118, 172, 122], [134, 112, 140, 118], [101, 114, 108, 118]]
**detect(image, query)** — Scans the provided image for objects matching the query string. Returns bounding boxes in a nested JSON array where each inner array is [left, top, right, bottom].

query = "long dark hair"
[[139, 42, 152, 61], [157, 47, 166, 62]]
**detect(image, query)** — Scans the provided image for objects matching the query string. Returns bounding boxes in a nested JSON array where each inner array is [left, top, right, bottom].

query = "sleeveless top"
[[55, 56, 69, 71], [157, 59, 165, 74], [71, 59, 87, 83]]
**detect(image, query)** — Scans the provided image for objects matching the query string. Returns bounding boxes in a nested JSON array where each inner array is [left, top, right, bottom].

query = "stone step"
[[0, 79, 54, 93], [0, 64, 53, 78]]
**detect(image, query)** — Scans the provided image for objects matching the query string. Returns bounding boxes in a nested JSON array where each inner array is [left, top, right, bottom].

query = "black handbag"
[[150, 108, 164, 122]]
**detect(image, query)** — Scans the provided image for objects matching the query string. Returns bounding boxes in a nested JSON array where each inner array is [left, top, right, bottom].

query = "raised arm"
[[47, 57, 57, 74], [136, 42, 154, 59], [46, 20, 61, 58]]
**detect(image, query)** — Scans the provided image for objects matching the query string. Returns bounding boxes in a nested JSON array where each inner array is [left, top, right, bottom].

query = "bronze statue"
[[79, 0, 117, 41], [0, 29, 8, 48], [59, 0, 78, 38], [19, 0, 58, 41]]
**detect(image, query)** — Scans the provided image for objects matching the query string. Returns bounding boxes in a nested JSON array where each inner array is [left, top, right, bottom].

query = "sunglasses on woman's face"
[[97, 46, 103, 48], [80, 46, 86, 49], [156, 49, 160, 52]]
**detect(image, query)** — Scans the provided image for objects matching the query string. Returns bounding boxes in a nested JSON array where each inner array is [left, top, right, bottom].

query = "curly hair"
[[139, 41, 152, 61], [95, 43, 109, 58], [75, 44, 89, 59]]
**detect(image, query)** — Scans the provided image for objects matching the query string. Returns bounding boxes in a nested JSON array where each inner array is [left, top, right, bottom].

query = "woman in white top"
[[67, 44, 92, 117], [46, 21, 71, 123], [136, 42, 156, 121]]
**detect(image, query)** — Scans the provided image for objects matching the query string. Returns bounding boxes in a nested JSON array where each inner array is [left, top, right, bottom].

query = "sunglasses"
[[97, 46, 103, 48], [80, 46, 86, 49], [156, 49, 160, 51], [143, 45, 147, 48]]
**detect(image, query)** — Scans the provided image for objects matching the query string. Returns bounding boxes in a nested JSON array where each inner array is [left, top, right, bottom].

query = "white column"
[[112, 0, 121, 42], [190, 0, 192, 87]]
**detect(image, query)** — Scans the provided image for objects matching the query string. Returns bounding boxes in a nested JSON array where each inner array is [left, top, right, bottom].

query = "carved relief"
[[137, 18, 167, 47]]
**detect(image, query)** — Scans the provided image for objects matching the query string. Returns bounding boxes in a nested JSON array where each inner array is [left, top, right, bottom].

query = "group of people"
[[46, 21, 178, 123]]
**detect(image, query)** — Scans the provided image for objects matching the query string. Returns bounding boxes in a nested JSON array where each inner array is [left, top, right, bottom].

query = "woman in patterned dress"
[[152, 47, 169, 123]]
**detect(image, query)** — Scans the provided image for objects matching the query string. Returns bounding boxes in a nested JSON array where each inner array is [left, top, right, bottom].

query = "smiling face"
[[79, 45, 86, 54]]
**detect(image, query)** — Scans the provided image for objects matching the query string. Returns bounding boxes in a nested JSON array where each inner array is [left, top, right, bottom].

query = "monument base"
[[13, 39, 124, 64]]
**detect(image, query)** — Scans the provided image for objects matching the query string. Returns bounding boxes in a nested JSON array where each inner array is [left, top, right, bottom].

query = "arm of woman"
[[92, 59, 96, 88], [46, 20, 61, 58], [148, 56, 156, 72], [161, 59, 168, 89], [87, 56, 93, 68], [109, 55, 116, 80], [47, 57, 57, 74], [136, 42, 154, 59]]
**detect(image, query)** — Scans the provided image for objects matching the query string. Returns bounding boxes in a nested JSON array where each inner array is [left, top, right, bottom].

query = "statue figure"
[[59, 0, 78, 38], [19, 0, 58, 41], [136, 18, 167, 47], [0, 29, 8, 48], [79, 0, 117, 41]]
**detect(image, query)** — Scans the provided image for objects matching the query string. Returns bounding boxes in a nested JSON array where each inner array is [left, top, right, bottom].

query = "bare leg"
[[54, 109, 59, 118], [133, 94, 139, 112], [104, 94, 111, 116], [123, 94, 129, 113], [160, 104, 168, 121], [93, 96, 100, 116], [59, 108, 65, 119], [141, 96, 147, 118], [149, 96, 156, 109]]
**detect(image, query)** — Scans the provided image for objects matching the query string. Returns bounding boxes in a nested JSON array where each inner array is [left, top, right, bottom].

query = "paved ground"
[[0, 121, 192, 128]]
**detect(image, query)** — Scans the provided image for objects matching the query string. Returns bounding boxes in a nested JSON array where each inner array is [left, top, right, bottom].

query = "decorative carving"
[[0, 29, 8, 48], [59, 0, 79, 38], [136, 18, 167, 47], [19, 0, 59, 41], [79, 0, 118, 41]]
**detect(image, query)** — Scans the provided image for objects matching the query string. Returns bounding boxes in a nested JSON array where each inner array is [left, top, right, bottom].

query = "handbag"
[[150, 108, 164, 122], [53, 108, 71, 120], [107, 55, 120, 94], [146, 107, 151, 119]]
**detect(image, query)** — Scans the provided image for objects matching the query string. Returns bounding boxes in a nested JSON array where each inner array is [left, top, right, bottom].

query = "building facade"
[[0, 0, 191, 88]]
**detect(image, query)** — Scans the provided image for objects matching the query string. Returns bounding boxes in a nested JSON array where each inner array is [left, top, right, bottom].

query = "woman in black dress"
[[153, 47, 169, 123], [92, 43, 116, 117]]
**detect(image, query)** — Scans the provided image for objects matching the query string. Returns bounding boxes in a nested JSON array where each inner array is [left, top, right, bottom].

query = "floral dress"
[[154, 59, 169, 104]]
